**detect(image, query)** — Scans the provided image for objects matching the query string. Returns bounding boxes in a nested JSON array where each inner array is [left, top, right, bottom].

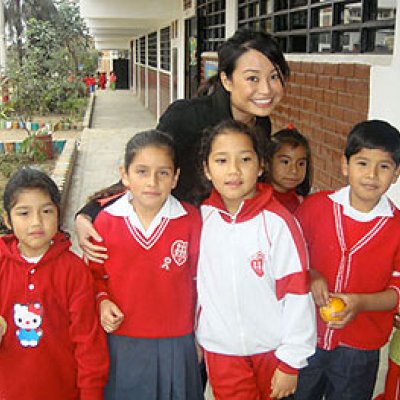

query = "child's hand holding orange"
[[321, 293, 363, 329], [319, 297, 346, 323]]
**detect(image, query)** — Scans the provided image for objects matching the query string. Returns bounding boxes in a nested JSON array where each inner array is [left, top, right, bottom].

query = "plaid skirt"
[[105, 333, 204, 400]]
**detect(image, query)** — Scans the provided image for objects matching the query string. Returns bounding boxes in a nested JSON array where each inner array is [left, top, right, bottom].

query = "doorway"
[[184, 17, 199, 99]]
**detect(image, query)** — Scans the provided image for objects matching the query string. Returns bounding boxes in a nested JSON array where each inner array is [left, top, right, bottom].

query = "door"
[[113, 59, 129, 89], [184, 17, 199, 99]]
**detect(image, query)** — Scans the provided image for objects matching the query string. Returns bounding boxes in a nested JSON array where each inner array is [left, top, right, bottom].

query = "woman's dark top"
[[78, 86, 272, 219]]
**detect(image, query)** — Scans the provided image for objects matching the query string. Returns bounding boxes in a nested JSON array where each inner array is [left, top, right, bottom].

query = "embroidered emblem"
[[171, 240, 188, 266], [13, 303, 43, 347], [250, 251, 265, 277], [161, 257, 172, 271]]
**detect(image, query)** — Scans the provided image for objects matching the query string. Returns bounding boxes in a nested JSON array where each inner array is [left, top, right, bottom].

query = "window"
[[337, 2, 362, 25], [366, 0, 396, 21], [139, 36, 146, 64], [147, 32, 157, 68], [290, 35, 307, 51], [197, 0, 226, 52], [290, 10, 308, 29], [311, 6, 333, 28], [365, 28, 395, 53], [310, 32, 331, 52], [236, 0, 396, 53], [337, 31, 361, 52], [160, 26, 171, 71]]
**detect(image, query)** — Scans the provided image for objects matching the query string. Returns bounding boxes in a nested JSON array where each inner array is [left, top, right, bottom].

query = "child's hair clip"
[[287, 123, 295, 130]]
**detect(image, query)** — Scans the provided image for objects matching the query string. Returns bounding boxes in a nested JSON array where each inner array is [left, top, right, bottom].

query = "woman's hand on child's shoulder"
[[100, 299, 124, 333], [75, 214, 108, 263], [270, 368, 298, 399], [309, 269, 329, 307]]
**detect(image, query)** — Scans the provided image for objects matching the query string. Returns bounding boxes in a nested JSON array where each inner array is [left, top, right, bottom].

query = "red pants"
[[204, 350, 280, 400], [375, 359, 400, 400]]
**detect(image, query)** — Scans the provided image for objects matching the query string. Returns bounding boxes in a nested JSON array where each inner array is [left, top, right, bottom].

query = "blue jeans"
[[292, 346, 379, 400]]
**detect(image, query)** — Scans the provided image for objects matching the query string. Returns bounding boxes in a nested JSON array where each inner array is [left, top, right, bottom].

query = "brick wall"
[[148, 69, 157, 116], [271, 61, 370, 190], [160, 72, 171, 116]]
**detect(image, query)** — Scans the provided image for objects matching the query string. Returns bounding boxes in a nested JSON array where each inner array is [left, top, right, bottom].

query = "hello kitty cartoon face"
[[13, 303, 43, 347]]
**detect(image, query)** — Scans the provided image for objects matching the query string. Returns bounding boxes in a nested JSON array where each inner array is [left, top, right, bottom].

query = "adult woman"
[[76, 29, 289, 262]]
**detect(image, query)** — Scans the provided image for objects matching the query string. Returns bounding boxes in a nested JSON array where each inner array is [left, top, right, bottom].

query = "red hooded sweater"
[[0, 232, 109, 400]]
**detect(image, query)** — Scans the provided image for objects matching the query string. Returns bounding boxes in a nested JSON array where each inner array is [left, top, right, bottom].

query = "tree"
[[53, 0, 92, 75], [6, 1, 97, 117], [3, 0, 57, 65]]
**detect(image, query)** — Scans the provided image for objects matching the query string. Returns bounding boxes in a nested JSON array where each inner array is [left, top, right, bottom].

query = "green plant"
[[0, 101, 14, 121], [5, 1, 96, 118], [0, 153, 32, 178], [20, 135, 46, 162], [20, 127, 51, 162]]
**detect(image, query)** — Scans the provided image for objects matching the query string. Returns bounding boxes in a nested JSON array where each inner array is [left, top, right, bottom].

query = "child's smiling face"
[[6, 188, 58, 257], [204, 130, 263, 214], [342, 148, 400, 212], [270, 143, 307, 193], [121, 145, 179, 218]]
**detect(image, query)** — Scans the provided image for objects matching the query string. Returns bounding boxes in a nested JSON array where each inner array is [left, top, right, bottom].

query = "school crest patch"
[[250, 251, 265, 277], [171, 240, 188, 266]]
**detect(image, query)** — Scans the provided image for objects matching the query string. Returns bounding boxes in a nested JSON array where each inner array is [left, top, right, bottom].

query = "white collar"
[[21, 254, 43, 264], [329, 185, 393, 222], [104, 192, 187, 235]]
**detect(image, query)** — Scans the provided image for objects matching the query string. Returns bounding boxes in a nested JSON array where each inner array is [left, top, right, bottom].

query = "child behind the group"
[[0, 168, 109, 399], [88, 130, 203, 400], [374, 316, 400, 400], [293, 120, 400, 400], [266, 125, 312, 213], [195, 119, 316, 400]]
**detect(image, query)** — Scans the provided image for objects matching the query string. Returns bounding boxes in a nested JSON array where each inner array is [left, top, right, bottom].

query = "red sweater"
[[296, 190, 400, 350], [273, 189, 303, 214], [89, 195, 202, 338], [0, 232, 109, 400]]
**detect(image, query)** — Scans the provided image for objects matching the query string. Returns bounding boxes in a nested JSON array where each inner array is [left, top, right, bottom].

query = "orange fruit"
[[319, 297, 346, 322]]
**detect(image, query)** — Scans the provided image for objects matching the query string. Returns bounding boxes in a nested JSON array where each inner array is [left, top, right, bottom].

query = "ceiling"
[[79, 0, 182, 50]]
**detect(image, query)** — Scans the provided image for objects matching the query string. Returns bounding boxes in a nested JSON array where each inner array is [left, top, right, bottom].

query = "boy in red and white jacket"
[[293, 120, 400, 400]]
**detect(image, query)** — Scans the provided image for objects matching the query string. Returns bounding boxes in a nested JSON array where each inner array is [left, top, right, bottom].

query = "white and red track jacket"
[[296, 186, 400, 351], [196, 183, 316, 370]]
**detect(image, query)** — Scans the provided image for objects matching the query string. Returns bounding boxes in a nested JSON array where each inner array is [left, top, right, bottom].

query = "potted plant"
[[34, 127, 53, 159], [20, 127, 53, 161]]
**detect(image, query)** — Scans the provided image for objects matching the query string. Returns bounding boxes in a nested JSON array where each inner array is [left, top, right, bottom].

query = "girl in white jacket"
[[196, 119, 316, 400]]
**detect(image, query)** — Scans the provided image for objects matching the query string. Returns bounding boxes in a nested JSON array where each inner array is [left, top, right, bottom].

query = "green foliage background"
[[5, 0, 98, 118]]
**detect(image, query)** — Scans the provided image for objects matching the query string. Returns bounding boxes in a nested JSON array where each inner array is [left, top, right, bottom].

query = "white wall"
[[369, 9, 400, 205]]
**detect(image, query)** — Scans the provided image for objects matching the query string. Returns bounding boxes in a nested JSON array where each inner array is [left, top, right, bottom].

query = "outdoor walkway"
[[62, 90, 156, 252]]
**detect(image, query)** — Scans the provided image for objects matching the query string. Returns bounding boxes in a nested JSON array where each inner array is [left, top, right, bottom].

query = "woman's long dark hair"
[[198, 29, 290, 96]]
